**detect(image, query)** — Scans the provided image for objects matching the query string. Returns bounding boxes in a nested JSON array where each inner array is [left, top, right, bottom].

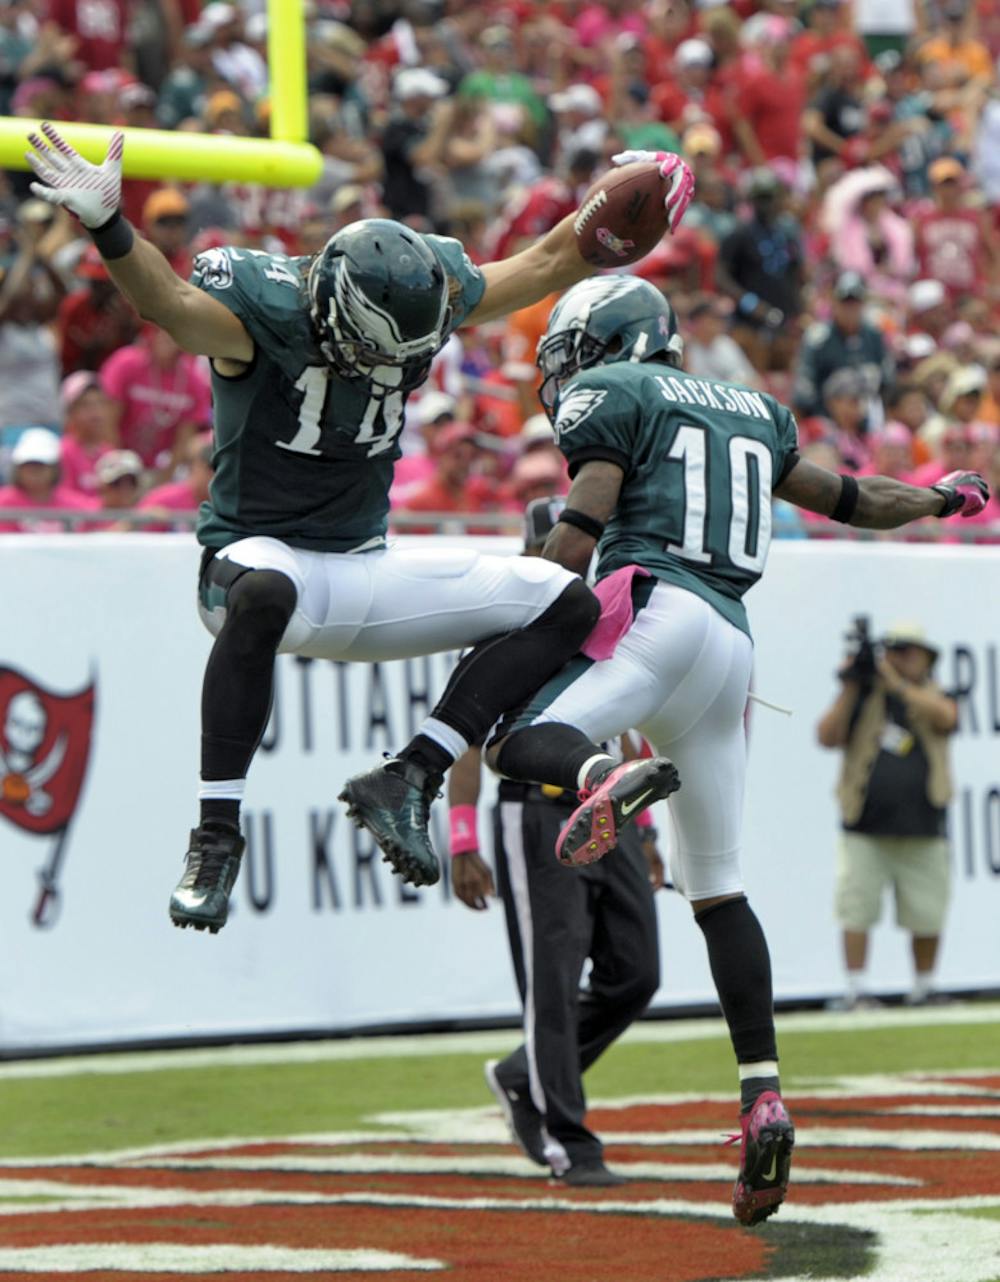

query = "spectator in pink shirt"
[[133, 434, 214, 532], [0, 428, 97, 532], [100, 325, 212, 477], [58, 371, 119, 497]]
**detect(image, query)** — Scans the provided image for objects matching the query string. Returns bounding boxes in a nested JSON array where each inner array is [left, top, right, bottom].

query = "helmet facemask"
[[538, 329, 622, 419]]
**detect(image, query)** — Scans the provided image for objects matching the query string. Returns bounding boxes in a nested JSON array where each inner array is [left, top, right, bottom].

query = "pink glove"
[[611, 150, 695, 233], [931, 470, 989, 518]]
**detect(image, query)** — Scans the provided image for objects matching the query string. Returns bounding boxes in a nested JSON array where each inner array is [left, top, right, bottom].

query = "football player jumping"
[[25, 124, 693, 932], [483, 275, 989, 1226]]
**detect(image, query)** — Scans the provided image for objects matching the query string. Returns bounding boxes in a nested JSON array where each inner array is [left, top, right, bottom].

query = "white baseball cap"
[[676, 38, 713, 68], [394, 68, 449, 101], [549, 84, 602, 115], [908, 278, 946, 313], [12, 427, 61, 466]]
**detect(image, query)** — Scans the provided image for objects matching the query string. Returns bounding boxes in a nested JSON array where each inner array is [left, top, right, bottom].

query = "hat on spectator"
[[183, 22, 214, 48], [394, 68, 449, 100], [481, 25, 514, 47], [72, 244, 108, 282], [942, 320, 974, 351], [520, 414, 555, 450], [415, 391, 457, 427], [834, 270, 867, 301], [200, 2, 239, 29], [683, 122, 722, 157], [940, 364, 987, 411], [929, 156, 964, 185], [430, 421, 480, 456], [314, 20, 366, 57], [876, 421, 913, 448], [881, 622, 938, 661], [330, 183, 364, 215], [61, 370, 101, 411], [875, 49, 903, 75], [675, 38, 714, 68], [548, 84, 602, 115], [908, 278, 946, 313], [120, 82, 156, 111], [822, 367, 866, 401], [12, 427, 60, 467], [523, 495, 566, 549], [95, 449, 143, 486], [205, 89, 245, 126], [511, 451, 565, 495], [244, 13, 267, 42], [142, 187, 190, 224], [18, 198, 54, 226], [901, 331, 936, 362]]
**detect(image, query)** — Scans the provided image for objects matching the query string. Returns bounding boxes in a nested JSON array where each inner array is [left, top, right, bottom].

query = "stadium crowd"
[[0, 0, 997, 535]]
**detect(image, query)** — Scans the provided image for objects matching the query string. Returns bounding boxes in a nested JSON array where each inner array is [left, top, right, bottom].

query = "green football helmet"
[[537, 276, 684, 417], [307, 219, 450, 392]]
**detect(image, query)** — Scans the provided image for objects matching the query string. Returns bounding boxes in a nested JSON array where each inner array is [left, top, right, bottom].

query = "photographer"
[[816, 622, 958, 1010]]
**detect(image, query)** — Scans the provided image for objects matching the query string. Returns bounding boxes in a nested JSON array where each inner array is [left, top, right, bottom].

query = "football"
[[573, 162, 669, 268]]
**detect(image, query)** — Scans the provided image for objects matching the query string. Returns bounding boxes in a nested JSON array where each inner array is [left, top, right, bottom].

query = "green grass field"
[[2, 1004, 999, 1280]]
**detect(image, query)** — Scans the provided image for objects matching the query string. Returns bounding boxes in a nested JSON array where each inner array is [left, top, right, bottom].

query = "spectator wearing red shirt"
[[44, 0, 128, 72], [734, 18, 806, 178], [100, 325, 212, 476], [392, 423, 495, 533], [0, 427, 96, 532], [57, 246, 138, 374], [790, 0, 868, 79], [133, 433, 214, 531], [58, 371, 118, 497], [913, 157, 1000, 301], [652, 38, 734, 152]]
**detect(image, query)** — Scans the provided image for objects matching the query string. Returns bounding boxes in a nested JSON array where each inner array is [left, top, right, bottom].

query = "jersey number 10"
[[665, 425, 773, 574]]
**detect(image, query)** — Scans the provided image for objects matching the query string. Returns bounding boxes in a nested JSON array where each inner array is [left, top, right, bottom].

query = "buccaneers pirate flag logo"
[[0, 667, 95, 927]]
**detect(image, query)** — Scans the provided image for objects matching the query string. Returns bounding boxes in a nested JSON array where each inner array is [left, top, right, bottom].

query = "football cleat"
[[338, 756, 442, 886], [169, 821, 245, 934], [730, 1090, 795, 1226], [555, 757, 680, 867], [484, 1060, 547, 1167]]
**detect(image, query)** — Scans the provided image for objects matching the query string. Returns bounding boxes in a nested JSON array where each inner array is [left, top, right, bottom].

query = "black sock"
[[740, 1074, 781, 1114], [695, 896, 778, 1069], [400, 734, 452, 779], [416, 579, 598, 749], [495, 723, 612, 792], [200, 798, 241, 828]]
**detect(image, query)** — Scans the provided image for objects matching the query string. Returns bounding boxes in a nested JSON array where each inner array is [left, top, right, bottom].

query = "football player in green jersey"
[[485, 274, 989, 1227], [24, 124, 695, 932]]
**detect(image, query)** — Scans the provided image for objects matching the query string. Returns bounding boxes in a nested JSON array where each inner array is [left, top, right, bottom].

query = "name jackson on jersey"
[[190, 241, 484, 554]]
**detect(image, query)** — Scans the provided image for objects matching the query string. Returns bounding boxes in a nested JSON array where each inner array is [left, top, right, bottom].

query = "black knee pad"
[[225, 570, 297, 649]]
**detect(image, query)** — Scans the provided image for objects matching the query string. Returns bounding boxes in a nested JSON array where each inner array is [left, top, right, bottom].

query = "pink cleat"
[[555, 757, 679, 867], [730, 1090, 795, 1226]]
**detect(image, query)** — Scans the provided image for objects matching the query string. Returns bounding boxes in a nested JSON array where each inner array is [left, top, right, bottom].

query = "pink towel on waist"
[[581, 565, 651, 661]]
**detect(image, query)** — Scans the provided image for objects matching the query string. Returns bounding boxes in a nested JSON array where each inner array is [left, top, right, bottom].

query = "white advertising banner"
[[0, 535, 997, 1053]]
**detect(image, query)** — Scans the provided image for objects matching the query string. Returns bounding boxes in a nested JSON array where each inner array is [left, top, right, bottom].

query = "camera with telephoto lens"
[[841, 614, 880, 685]]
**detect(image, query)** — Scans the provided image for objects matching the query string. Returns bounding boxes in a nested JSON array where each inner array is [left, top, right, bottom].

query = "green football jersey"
[[552, 363, 800, 637], [191, 238, 485, 553]]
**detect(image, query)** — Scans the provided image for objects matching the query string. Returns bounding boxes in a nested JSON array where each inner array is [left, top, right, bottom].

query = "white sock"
[[910, 973, 933, 1001], [417, 716, 469, 764], [845, 970, 866, 999], [576, 753, 614, 791], [738, 1060, 780, 1082], [198, 778, 246, 801]]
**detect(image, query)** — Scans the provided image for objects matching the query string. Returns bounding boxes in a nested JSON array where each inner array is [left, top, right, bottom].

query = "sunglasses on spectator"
[[154, 214, 188, 227]]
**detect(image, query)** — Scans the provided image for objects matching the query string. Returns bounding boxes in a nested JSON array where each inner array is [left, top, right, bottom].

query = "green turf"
[[1, 1018, 998, 1159]]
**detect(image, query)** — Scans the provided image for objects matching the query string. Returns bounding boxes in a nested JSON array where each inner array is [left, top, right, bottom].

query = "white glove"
[[611, 149, 695, 234], [25, 122, 124, 229]]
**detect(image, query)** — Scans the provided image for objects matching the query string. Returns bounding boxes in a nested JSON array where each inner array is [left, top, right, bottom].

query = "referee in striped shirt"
[[449, 497, 665, 1187]]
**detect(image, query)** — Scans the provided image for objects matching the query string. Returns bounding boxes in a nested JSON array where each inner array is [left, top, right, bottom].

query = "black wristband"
[[89, 209, 135, 260], [830, 474, 859, 524], [558, 507, 606, 540], [930, 483, 957, 518]]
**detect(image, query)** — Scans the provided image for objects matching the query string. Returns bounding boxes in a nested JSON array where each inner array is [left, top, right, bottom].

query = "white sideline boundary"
[[0, 1001, 997, 1081]]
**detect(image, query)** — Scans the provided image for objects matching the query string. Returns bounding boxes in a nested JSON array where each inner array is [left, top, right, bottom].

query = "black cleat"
[[558, 1160, 629, 1187], [485, 1060, 547, 1167], [338, 756, 442, 886], [169, 821, 245, 934]]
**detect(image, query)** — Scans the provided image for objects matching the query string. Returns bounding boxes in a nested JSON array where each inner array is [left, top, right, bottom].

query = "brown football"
[[573, 162, 668, 268]]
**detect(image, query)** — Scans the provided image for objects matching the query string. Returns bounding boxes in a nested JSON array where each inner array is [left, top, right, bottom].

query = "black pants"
[[491, 787, 660, 1168]]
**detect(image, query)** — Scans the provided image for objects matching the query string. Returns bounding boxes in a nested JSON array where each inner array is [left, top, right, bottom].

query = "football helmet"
[[308, 219, 450, 391], [537, 276, 683, 417]]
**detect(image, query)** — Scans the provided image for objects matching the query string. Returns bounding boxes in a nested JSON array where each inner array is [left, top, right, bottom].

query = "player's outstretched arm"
[[465, 153, 694, 327], [775, 457, 990, 529], [25, 123, 252, 363]]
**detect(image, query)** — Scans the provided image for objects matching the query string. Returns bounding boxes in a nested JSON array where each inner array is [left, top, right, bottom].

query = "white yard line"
[[0, 1002, 997, 1080]]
